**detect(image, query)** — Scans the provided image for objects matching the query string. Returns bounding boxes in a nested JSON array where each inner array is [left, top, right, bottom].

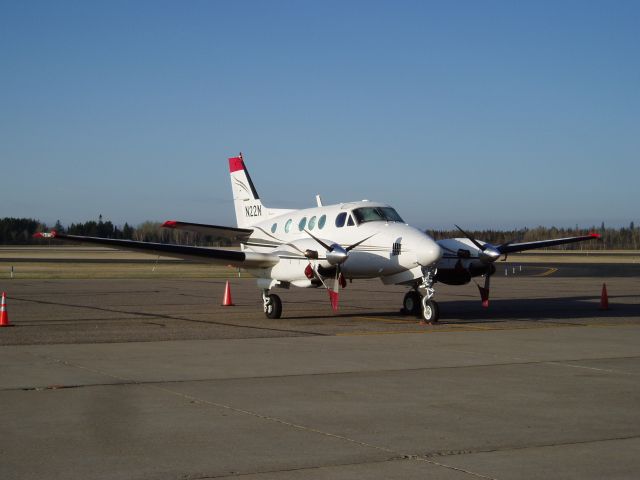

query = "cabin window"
[[347, 215, 355, 226], [298, 217, 307, 231], [271, 223, 277, 233], [308, 216, 317, 230], [318, 215, 327, 229], [285, 219, 293, 233], [335, 212, 347, 228]]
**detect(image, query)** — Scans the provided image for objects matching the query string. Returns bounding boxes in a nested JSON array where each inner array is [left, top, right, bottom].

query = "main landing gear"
[[262, 290, 282, 319], [402, 267, 440, 323]]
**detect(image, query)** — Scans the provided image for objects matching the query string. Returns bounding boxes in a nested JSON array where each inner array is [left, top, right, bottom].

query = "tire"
[[402, 291, 421, 316], [422, 299, 439, 323], [264, 294, 282, 319]]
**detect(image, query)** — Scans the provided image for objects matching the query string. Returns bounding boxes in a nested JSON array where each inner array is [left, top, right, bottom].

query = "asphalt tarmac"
[[1, 265, 639, 479]]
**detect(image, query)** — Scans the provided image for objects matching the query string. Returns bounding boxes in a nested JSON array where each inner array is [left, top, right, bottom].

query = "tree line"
[[1, 216, 638, 249], [427, 223, 640, 250], [0, 217, 232, 247]]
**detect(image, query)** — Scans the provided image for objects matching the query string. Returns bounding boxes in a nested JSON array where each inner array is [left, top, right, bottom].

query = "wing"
[[34, 232, 277, 268], [161, 221, 253, 241], [498, 233, 601, 254], [437, 233, 601, 259]]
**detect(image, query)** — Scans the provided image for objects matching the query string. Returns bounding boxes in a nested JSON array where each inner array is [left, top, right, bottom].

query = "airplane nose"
[[416, 237, 442, 266]]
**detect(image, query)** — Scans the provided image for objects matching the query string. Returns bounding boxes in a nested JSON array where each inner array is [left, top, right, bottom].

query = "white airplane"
[[35, 154, 600, 323]]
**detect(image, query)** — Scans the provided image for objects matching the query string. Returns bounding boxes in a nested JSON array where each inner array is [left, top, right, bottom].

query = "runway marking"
[[355, 316, 417, 324], [338, 319, 639, 336], [545, 361, 638, 376], [534, 267, 558, 277]]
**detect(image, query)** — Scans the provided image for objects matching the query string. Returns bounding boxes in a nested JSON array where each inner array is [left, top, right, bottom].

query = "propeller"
[[304, 230, 375, 311], [453, 225, 512, 308], [454, 225, 502, 263]]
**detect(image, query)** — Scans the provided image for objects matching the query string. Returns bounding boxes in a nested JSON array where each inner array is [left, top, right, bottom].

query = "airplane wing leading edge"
[[34, 232, 277, 268], [161, 221, 253, 241], [497, 233, 601, 254]]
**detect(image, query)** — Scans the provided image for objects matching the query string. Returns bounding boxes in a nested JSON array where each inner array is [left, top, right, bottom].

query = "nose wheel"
[[421, 297, 439, 323]]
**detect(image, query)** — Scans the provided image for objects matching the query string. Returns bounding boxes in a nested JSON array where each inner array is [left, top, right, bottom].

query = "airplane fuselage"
[[239, 200, 442, 288]]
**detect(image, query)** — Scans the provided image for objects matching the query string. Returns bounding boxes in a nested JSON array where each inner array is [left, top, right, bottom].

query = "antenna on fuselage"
[[316, 194, 323, 207]]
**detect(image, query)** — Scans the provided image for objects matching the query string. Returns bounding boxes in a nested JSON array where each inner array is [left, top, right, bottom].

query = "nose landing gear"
[[401, 266, 440, 322], [418, 266, 439, 323]]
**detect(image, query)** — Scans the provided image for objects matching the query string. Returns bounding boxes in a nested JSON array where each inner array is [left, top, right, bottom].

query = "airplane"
[[35, 154, 600, 323]]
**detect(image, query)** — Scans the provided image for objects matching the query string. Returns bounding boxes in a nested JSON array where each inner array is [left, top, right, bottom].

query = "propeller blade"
[[477, 272, 491, 308], [454, 224, 486, 251], [328, 288, 339, 311], [345, 233, 376, 252], [327, 265, 349, 311], [304, 230, 333, 252]]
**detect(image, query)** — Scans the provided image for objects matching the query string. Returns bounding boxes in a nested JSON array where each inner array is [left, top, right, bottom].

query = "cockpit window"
[[352, 207, 404, 224]]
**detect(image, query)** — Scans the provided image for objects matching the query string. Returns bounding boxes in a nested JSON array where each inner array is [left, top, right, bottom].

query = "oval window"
[[318, 214, 326, 229], [335, 212, 347, 228], [298, 217, 307, 231], [285, 219, 293, 233], [308, 216, 317, 230], [271, 223, 277, 233]]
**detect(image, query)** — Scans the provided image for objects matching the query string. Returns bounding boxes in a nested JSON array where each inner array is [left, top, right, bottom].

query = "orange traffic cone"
[[599, 283, 609, 310], [221, 281, 235, 306], [0, 292, 11, 327]]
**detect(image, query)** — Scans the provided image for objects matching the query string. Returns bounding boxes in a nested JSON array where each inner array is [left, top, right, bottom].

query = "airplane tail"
[[228, 154, 269, 228]]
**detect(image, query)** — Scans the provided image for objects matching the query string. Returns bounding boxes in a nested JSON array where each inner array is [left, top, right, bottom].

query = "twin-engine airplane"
[[36, 154, 600, 322]]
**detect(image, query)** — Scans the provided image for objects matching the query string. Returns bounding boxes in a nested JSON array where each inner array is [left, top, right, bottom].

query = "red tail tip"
[[229, 156, 245, 173]]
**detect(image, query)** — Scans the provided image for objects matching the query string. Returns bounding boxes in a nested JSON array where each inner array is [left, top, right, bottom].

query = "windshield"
[[352, 207, 404, 224]]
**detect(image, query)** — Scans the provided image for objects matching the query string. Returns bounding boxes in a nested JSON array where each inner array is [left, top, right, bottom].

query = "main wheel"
[[264, 293, 282, 319], [402, 291, 421, 316], [422, 299, 439, 323]]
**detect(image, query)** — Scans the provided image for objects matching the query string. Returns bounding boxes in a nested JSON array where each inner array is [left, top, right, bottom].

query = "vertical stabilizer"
[[229, 154, 267, 228]]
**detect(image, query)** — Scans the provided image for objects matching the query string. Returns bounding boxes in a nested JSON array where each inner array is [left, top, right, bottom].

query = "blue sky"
[[1, 0, 638, 230]]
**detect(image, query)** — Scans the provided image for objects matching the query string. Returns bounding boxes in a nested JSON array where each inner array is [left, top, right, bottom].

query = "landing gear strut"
[[262, 290, 282, 319], [419, 267, 439, 323]]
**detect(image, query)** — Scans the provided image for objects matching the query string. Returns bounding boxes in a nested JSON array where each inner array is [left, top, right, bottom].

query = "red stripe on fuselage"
[[229, 156, 245, 173]]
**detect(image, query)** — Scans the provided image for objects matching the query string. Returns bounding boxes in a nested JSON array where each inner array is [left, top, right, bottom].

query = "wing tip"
[[33, 230, 57, 239], [589, 232, 601, 239], [162, 220, 177, 229]]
